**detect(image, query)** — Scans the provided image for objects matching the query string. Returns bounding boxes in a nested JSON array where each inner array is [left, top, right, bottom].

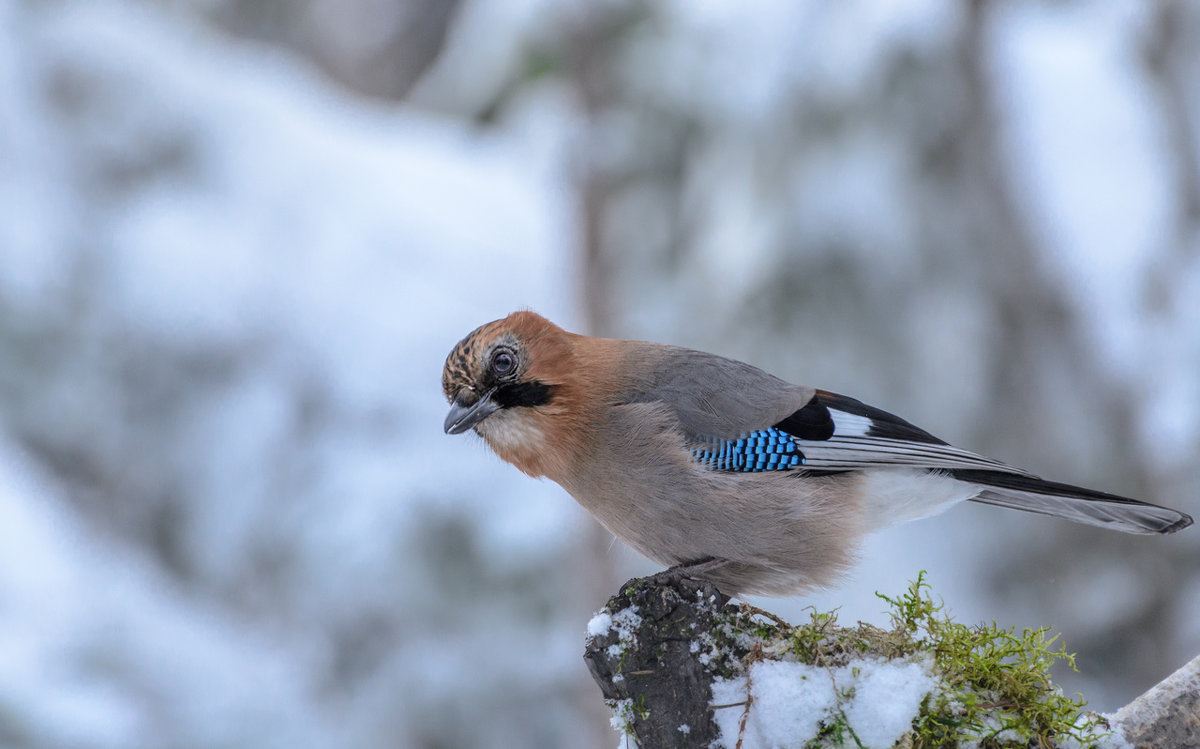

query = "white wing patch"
[[828, 409, 871, 437]]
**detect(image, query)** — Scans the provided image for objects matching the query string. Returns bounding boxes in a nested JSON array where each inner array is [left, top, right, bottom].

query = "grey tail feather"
[[947, 469, 1193, 535]]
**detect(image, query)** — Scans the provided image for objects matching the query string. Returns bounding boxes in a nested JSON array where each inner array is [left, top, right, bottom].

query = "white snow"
[[839, 661, 938, 747], [587, 611, 614, 639], [609, 698, 640, 737], [612, 606, 644, 633], [711, 658, 937, 749], [593, 605, 643, 659]]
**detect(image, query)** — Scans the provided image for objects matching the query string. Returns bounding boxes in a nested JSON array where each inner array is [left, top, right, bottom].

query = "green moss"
[[712, 573, 1109, 748], [808, 711, 865, 749], [880, 573, 1108, 748], [609, 698, 638, 737], [632, 694, 651, 721]]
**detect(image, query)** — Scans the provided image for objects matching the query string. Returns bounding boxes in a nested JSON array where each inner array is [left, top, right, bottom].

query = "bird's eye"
[[491, 350, 516, 376]]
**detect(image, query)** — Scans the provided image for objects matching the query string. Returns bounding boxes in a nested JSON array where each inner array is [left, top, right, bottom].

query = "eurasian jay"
[[442, 311, 1192, 597]]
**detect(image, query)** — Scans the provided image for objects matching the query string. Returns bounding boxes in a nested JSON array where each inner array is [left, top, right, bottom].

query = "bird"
[[441, 310, 1193, 597]]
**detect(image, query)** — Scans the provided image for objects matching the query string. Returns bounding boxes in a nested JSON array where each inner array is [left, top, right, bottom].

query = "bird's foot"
[[737, 602, 789, 627], [644, 557, 733, 605]]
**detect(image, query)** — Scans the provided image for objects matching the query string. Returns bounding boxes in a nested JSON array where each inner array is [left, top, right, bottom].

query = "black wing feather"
[[807, 391, 948, 445]]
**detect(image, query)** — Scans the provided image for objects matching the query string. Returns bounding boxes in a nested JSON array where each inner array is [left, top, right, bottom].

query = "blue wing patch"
[[691, 428, 805, 472]]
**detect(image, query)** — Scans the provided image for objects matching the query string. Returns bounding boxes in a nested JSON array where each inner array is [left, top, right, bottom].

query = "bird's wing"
[[630, 357, 1191, 534], [618, 344, 816, 439], [779, 391, 1191, 535], [617, 346, 1013, 474], [622, 348, 1020, 473], [780, 390, 1028, 474]]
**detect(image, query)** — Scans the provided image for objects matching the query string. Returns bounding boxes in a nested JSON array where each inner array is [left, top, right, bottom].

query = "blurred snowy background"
[[1, 0, 1198, 746]]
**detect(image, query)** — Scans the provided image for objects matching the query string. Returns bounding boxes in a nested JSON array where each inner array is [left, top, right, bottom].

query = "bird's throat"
[[476, 409, 568, 480]]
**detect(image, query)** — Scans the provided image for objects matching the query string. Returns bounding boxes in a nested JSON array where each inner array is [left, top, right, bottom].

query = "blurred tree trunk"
[[958, 0, 1191, 702], [567, 5, 634, 748], [202, 0, 461, 101]]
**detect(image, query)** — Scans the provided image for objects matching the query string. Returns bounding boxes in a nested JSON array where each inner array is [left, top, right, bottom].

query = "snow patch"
[[587, 611, 614, 639], [711, 658, 937, 748]]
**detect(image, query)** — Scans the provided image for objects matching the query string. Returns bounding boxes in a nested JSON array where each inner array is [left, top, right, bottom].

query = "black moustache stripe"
[[494, 381, 557, 409]]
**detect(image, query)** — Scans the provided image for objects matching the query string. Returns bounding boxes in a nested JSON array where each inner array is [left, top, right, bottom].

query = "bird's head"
[[442, 311, 583, 475]]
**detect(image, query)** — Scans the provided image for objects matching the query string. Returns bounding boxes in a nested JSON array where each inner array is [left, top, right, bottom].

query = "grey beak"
[[444, 388, 500, 434]]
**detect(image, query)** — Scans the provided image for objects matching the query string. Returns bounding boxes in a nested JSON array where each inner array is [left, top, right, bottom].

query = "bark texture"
[[584, 577, 728, 747], [1111, 654, 1200, 749]]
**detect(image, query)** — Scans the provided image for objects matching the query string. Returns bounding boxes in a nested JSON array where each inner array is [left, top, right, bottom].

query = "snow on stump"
[[583, 573, 1189, 748]]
